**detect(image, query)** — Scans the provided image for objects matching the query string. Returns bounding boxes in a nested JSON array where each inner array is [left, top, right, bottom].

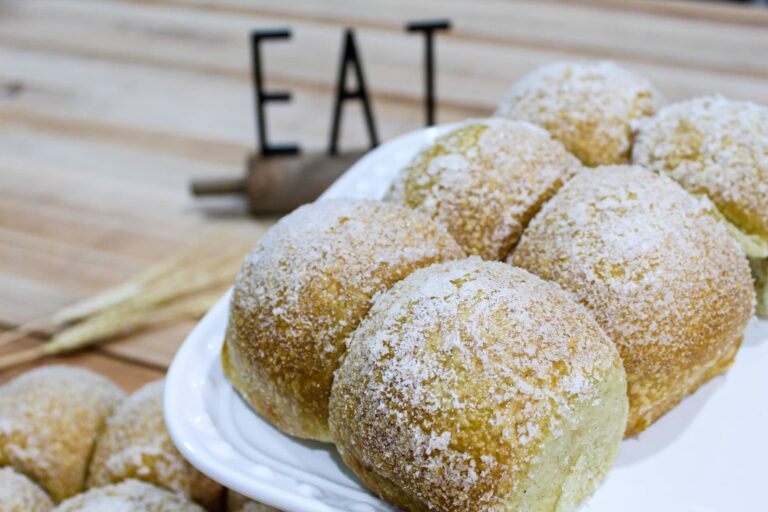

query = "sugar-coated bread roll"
[[511, 166, 754, 436], [330, 258, 628, 512], [227, 491, 280, 512], [387, 119, 580, 260], [633, 95, 768, 316], [222, 199, 464, 441], [0, 466, 54, 512], [87, 380, 224, 510], [0, 365, 125, 502], [497, 61, 662, 167], [53, 480, 205, 512]]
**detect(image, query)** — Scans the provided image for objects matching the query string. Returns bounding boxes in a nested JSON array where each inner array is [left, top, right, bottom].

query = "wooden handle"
[[245, 151, 366, 214], [190, 177, 246, 196], [189, 150, 366, 214]]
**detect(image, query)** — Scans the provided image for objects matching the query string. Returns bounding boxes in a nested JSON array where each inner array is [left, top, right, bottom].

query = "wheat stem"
[[0, 292, 222, 369], [51, 233, 241, 325], [0, 316, 55, 348], [0, 345, 47, 371]]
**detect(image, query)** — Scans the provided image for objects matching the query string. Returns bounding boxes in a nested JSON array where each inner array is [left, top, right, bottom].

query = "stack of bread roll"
[[223, 61, 765, 512], [0, 365, 276, 511]]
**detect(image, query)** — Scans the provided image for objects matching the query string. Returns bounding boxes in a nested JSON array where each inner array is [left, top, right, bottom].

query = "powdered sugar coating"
[[497, 61, 662, 166], [330, 258, 627, 512], [387, 118, 581, 260], [633, 95, 768, 240], [0, 365, 125, 502], [222, 199, 464, 441], [54, 479, 204, 512], [511, 165, 754, 436], [87, 380, 223, 510], [0, 466, 53, 512]]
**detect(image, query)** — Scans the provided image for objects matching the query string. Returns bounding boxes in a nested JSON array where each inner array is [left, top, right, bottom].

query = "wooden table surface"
[[2, 0, 767, 392]]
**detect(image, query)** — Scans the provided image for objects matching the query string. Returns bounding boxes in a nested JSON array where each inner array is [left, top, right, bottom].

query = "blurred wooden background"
[[1, 0, 767, 390]]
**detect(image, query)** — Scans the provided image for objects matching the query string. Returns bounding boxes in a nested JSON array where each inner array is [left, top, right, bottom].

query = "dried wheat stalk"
[[0, 291, 222, 370], [0, 232, 253, 369], [52, 232, 243, 325]]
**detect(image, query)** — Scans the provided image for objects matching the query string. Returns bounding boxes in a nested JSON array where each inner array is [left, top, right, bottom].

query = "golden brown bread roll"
[[387, 119, 580, 260], [87, 380, 224, 510], [0, 365, 125, 502], [53, 480, 204, 512], [0, 466, 54, 512], [222, 198, 464, 441], [227, 491, 280, 512], [330, 258, 628, 512], [496, 61, 662, 166], [633, 95, 768, 316], [511, 165, 754, 436]]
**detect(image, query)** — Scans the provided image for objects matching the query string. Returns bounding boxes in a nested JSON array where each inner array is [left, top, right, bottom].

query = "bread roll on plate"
[[511, 165, 754, 436], [633, 95, 768, 317], [330, 258, 627, 512], [387, 118, 580, 260], [497, 61, 662, 166], [222, 199, 464, 441]]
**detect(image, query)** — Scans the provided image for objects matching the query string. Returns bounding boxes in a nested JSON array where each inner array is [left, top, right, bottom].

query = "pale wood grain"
[[0, 331, 165, 391], [116, 0, 768, 74], [0, 111, 266, 367], [4, 0, 768, 111]]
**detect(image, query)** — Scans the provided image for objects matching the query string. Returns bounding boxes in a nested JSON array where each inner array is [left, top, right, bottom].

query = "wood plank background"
[[1, 0, 767, 390]]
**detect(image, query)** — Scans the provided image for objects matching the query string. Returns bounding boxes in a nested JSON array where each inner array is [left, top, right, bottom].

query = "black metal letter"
[[328, 29, 379, 155], [251, 29, 300, 156], [406, 19, 451, 127]]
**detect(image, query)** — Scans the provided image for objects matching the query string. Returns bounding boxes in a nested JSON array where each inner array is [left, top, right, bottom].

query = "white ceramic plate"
[[166, 125, 768, 512]]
